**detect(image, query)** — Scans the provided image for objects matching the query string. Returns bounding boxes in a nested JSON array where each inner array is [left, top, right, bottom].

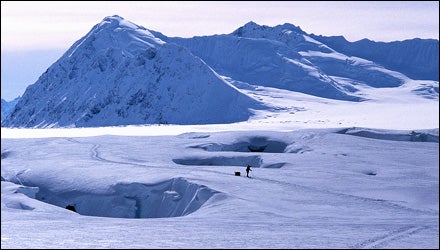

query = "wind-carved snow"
[[2, 182, 39, 211], [191, 136, 289, 153], [173, 155, 264, 167], [336, 127, 439, 142], [174, 132, 309, 168], [32, 178, 217, 218], [2, 172, 218, 219]]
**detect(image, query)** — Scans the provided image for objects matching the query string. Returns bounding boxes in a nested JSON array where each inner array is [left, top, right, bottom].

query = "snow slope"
[[1, 16, 438, 248], [3, 17, 438, 128], [165, 21, 429, 103], [310, 35, 439, 81], [1, 97, 19, 122], [1, 77, 439, 248], [2, 15, 259, 128], [1, 126, 438, 248]]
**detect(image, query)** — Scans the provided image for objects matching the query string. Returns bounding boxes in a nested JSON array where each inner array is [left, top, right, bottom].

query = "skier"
[[246, 165, 252, 178]]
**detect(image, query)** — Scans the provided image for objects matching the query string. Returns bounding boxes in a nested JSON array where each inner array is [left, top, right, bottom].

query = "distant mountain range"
[[1, 97, 20, 123], [2, 15, 438, 128], [309, 34, 439, 81]]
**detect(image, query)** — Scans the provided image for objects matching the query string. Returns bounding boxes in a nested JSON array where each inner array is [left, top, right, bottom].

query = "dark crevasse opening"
[[191, 136, 289, 153], [34, 177, 218, 218]]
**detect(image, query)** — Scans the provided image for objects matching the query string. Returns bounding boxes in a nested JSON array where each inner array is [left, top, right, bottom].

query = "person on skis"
[[246, 165, 252, 178]]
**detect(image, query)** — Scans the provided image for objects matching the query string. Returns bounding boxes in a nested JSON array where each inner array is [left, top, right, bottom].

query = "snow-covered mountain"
[[1, 97, 20, 122], [162, 21, 420, 100], [159, 23, 361, 102], [2, 15, 259, 128], [309, 35, 439, 81], [2, 16, 438, 128]]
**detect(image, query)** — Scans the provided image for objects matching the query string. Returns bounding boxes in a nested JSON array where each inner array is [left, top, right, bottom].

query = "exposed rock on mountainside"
[[3, 15, 259, 128]]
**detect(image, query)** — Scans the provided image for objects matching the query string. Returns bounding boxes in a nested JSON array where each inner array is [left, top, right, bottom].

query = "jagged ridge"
[[3, 15, 260, 128], [3, 17, 438, 128]]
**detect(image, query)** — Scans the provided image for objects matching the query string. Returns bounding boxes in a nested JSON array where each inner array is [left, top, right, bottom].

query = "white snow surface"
[[3, 15, 258, 128], [2, 82, 439, 248], [1, 16, 439, 249], [5, 16, 438, 128]]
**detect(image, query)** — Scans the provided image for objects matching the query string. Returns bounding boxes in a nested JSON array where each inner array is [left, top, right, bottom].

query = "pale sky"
[[1, 1, 439, 100], [1, 1, 439, 51]]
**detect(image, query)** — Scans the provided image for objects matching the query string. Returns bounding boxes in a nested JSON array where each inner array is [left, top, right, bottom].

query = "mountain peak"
[[232, 21, 266, 36], [3, 16, 259, 128], [232, 21, 305, 38], [101, 14, 124, 22], [243, 21, 261, 28], [97, 15, 139, 31], [65, 15, 164, 58], [277, 22, 304, 34], [102, 14, 124, 21]]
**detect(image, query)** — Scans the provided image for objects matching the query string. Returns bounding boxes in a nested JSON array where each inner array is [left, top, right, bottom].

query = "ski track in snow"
[[1, 15, 438, 249], [1, 129, 437, 248], [66, 137, 436, 217], [65, 137, 165, 170], [64, 137, 235, 176], [63, 137, 436, 248], [352, 225, 429, 249]]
